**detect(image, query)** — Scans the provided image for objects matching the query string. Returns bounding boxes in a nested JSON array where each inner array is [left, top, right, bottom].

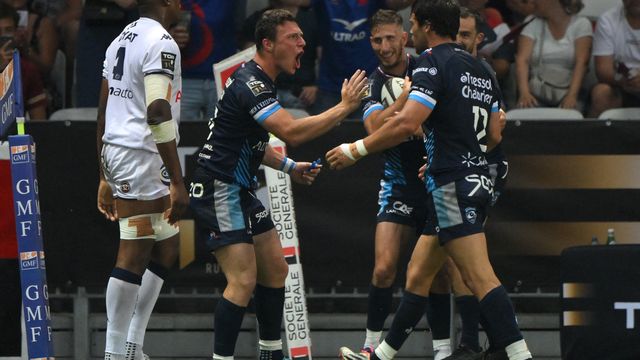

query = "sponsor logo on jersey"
[[109, 86, 134, 99], [413, 67, 437, 76], [332, 18, 367, 32], [161, 34, 172, 41], [160, 165, 170, 186], [246, 79, 268, 96], [120, 181, 131, 193], [119, 30, 138, 42], [161, 52, 176, 71], [465, 207, 477, 224]]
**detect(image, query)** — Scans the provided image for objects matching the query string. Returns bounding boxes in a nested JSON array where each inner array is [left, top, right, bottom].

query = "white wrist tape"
[[340, 143, 356, 160], [149, 120, 177, 144], [144, 73, 171, 107], [355, 139, 368, 157], [279, 157, 297, 174]]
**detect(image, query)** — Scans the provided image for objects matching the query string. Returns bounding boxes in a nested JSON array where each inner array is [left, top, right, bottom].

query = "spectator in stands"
[[309, 0, 414, 117], [458, 0, 510, 57], [588, 0, 640, 118], [74, 0, 137, 107], [2, 0, 58, 76], [515, 0, 592, 110], [240, 1, 319, 110], [169, 1, 241, 121], [0, 3, 46, 120], [55, 0, 82, 107]]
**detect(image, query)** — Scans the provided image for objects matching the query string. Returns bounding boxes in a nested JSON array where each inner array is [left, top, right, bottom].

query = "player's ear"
[[262, 38, 273, 52], [476, 32, 485, 46]]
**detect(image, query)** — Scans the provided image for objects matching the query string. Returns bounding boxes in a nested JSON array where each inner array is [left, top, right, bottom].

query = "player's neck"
[[381, 56, 408, 78], [427, 36, 454, 50], [139, 9, 167, 28], [253, 52, 279, 82]]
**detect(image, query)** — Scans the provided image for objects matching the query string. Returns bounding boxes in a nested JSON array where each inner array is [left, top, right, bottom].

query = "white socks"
[[506, 339, 532, 360], [433, 338, 452, 360], [364, 329, 382, 349], [259, 339, 283, 351], [125, 269, 164, 359], [105, 277, 140, 356], [213, 354, 234, 360], [375, 341, 398, 360]]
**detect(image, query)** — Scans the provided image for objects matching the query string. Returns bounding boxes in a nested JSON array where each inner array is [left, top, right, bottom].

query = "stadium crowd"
[[0, 0, 636, 121]]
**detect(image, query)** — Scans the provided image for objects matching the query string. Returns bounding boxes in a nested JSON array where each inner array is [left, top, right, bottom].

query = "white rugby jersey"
[[102, 17, 181, 153]]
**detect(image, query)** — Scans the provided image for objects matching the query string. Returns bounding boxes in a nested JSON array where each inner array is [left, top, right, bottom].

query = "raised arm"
[[261, 69, 367, 146]]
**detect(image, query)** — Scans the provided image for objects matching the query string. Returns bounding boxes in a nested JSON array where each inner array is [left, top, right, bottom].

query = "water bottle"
[[606, 228, 616, 245]]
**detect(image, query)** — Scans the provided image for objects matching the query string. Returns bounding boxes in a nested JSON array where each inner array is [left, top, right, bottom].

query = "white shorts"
[[101, 143, 170, 200]]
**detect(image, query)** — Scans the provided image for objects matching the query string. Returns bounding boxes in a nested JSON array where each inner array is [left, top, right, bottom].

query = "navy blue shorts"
[[377, 180, 428, 232], [423, 173, 493, 244], [189, 167, 274, 251]]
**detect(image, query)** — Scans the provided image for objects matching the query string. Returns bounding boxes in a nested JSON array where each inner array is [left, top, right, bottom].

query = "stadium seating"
[[579, 0, 618, 20], [598, 108, 640, 120], [49, 107, 98, 121], [506, 108, 584, 120]]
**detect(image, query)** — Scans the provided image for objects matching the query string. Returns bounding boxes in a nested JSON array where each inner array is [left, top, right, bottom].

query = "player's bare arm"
[[261, 69, 367, 146], [96, 79, 117, 221], [262, 144, 322, 186], [326, 98, 429, 170], [145, 73, 188, 225], [365, 76, 412, 134], [487, 109, 504, 151]]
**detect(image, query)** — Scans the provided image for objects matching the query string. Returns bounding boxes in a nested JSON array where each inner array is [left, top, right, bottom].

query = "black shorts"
[[423, 173, 492, 244], [189, 167, 274, 251], [377, 180, 428, 232]]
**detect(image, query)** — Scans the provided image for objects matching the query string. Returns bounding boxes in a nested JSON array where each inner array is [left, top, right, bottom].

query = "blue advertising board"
[[0, 51, 24, 137], [9, 134, 54, 359]]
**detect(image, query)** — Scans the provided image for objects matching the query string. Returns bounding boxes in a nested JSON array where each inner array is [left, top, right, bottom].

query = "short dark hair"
[[459, 6, 484, 34], [559, 0, 584, 15], [255, 9, 297, 51], [0, 2, 19, 27], [412, 0, 460, 40], [370, 9, 403, 31]]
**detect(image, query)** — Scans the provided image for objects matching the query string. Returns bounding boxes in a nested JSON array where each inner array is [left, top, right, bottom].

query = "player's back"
[[102, 17, 182, 153], [411, 43, 499, 190]]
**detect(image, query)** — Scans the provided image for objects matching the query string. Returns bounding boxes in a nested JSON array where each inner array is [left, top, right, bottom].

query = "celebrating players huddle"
[[96, 1, 532, 360]]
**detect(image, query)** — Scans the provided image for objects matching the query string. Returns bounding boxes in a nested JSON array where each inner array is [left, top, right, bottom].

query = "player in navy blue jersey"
[[328, 1, 532, 360], [358, 10, 453, 359], [189, 9, 367, 360]]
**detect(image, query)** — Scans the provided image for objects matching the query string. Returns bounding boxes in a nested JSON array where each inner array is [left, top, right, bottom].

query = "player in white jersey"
[[96, 0, 188, 358]]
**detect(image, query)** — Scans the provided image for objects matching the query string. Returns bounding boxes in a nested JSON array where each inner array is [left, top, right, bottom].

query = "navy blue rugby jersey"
[[197, 60, 281, 189], [362, 55, 425, 187], [408, 43, 500, 191], [478, 57, 506, 166]]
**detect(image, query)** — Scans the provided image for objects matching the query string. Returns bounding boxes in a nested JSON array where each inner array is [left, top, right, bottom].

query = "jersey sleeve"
[[239, 78, 282, 125], [102, 51, 109, 80], [408, 54, 441, 110], [362, 76, 384, 122], [593, 12, 614, 56], [142, 36, 180, 79]]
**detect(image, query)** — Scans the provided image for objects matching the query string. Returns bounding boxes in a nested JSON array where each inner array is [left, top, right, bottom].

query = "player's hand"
[[326, 143, 358, 170], [299, 85, 318, 106], [165, 181, 189, 226], [517, 91, 538, 108], [418, 163, 426, 182], [498, 109, 507, 131], [290, 162, 322, 185], [339, 69, 368, 112], [97, 179, 118, 221], [402, 76, 412, 95], [559, 94, 578, 109], [170, 26, 190, 48]]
